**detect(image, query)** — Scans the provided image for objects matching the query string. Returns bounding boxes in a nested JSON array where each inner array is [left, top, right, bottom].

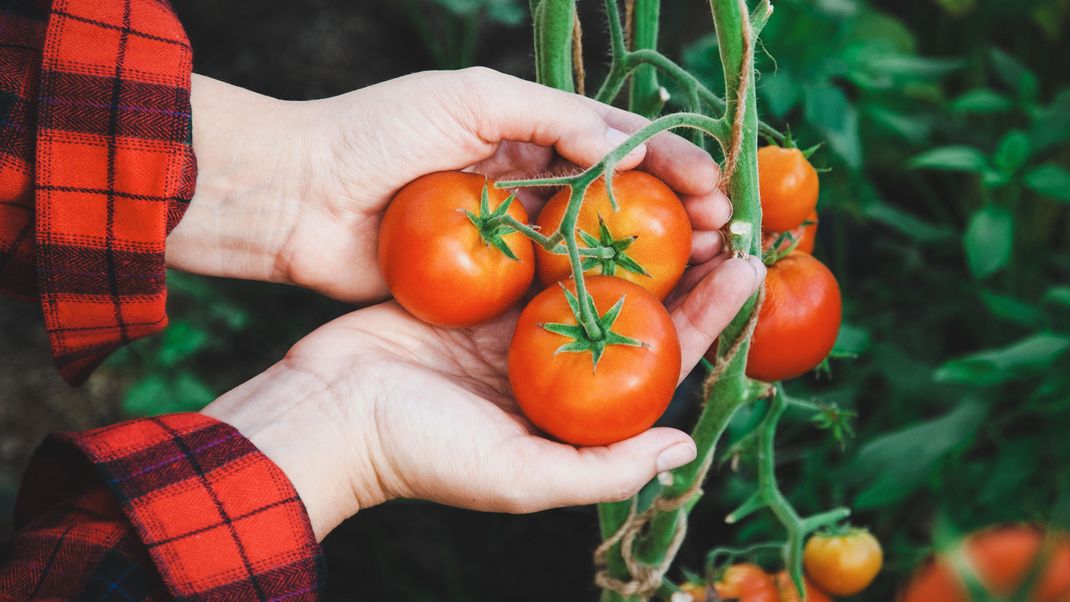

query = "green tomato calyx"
[[539, 284, 647, 369], [465, 182, 521, 261]]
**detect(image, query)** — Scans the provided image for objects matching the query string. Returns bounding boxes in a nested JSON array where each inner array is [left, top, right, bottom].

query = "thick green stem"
[[596, 1, 763, 598], [533, 0, 576, 92], [627, 0, 662, 117]]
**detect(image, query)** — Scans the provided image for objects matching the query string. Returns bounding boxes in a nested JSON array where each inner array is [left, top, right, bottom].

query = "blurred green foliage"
[[109, 0, 1068, 598]]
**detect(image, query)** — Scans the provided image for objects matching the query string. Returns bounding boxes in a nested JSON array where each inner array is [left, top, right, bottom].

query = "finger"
[[668, 252, 732, 303], [690, 229, 726, 264], [594, 106, 720, 195], [468, 69, 648, 170], [671, 255, 766, 380], [499, 428, 697, 511], [683, 189, 733, 231]]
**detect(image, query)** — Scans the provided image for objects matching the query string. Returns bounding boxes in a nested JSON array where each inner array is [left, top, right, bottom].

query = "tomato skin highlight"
[[774, 571, 832, 602], [758, 146, 820, 232], [900, 525, 1070, 602], [508, 276, 681, 447], [534, 171, 692, 300], [746, 253, 842, 382], [378, 171, 534, 327], [762, 210, 818, 256], [804, 530, 883, 597], [715, 564, 780, 602]]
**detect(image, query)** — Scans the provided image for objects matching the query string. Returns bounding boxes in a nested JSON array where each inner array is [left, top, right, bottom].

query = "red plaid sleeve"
[[0, 0, 196, 385], [3, 414, 324, 600]]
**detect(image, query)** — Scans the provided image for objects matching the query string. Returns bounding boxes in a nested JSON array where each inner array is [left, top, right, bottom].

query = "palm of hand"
[[284, 300, 684, 514]]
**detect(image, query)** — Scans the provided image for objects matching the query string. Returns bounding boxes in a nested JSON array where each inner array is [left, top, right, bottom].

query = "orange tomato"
[[774, 571, 832, 602], [378, 171, 534, 327], [746, 253, 842, 382], [762, 210, 818, 256], [534, 171, 692, 300], [758, 146, 819, 232], [508, 276, 680, 446], [715, 564, 780, 602], [678, 582, 709, 601], [900, 525, 1070, 602], [803, 530, 883, 597]]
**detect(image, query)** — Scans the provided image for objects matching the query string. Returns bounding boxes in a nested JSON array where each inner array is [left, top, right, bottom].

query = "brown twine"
[[624, 0, 636, 50], [718, 0, 754, 192], [572, 7, 586, 96]]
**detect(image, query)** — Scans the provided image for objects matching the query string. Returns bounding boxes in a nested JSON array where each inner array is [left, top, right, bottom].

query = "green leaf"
[[908, 146, 990, 173], [861, 199, 955, 243], [1043, 286, 1070, 308], [963, 204, 1014, 279], [803, 83, 862, 169], [123, 373, 215, 416], [759, 70, 800, 119], [993, 130, 1031, 173], [1024, 164, 1070, 202], [979, 290, 1046, 328], [934, 333, 1070, 386], [949, 89, 1014, 114], [157, 321, 210, 367], [831, 323, 872, 357], [990, 48, 1039, 100], [849, 402, 987, 509]]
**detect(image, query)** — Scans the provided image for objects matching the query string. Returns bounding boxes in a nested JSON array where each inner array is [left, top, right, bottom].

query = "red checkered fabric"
[[0, 0, 195, 384], [4, 414, 324, 600]]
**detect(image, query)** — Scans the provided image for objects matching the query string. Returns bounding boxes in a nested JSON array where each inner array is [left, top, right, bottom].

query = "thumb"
[[495, 428, 697, 513]]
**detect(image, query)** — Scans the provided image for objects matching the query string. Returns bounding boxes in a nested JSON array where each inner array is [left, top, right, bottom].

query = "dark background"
[[3, 1, 1068, 600]]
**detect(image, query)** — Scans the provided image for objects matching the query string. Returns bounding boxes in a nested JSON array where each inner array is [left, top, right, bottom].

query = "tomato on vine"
[[773, 571, 831, 602], [746, 252, 842, 382], [508, 276, 680, 446], [803, 529, 883, 597], [534, 171, 692, 300], [758, 146, 819, 232], [762, 210, 818, 257], [900, 525, 1070, 602], [378, 171, 534, 327], [714, 564, 780, 602]]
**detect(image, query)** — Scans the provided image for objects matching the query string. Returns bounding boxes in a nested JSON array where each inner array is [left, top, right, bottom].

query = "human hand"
[[166, 69, 732, 303], [202, 247, 764, 541]]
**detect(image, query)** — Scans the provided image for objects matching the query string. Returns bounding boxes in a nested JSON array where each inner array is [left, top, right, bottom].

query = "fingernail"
[[749, 256, 767, 289], [655, 441, 697, 473], [606, 127, 645, 157]]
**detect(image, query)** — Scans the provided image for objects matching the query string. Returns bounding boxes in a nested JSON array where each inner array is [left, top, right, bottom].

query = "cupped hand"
[[202, 247, 764, 541], [167, 68, 732, 303]]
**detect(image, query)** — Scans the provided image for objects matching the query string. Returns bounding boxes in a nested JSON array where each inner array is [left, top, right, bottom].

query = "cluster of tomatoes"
[[678, 530, 882, 602], [739, 145, 842, 383], [378, 169, 692, 446]]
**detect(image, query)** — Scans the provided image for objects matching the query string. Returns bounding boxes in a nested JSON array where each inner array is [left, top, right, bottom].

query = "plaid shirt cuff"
[[16, 413, 324, 600]]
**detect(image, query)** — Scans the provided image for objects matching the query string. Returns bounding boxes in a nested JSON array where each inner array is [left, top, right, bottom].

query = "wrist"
[[201, 362, 380, 541], [165, 75, 312, 285]]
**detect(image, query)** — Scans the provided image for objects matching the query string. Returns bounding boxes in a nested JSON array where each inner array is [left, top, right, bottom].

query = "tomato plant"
[[901, 525, 1070, 602], [757, 145, 819, 232], [747, 252, 842, 382], [378, 171, 534, 327], [714, 564, 780, 602], [507, 275, 680, 446], [803, 529, 883, 597], [534, 171, 692, 300]]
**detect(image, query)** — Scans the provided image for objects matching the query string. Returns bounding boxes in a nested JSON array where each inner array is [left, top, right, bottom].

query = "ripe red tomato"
[[508, 276, 680, 446], [758, 146, 819, 232], [900, 525, 1070, 602], [774, 571, 832, 602], [534, 171, 692, 300], [715, 564, 780, 602], [378, 171, 534, 327], [746, 252, 842, 382], [762, 210, 818, 256], [803, 530, 883, 596]]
